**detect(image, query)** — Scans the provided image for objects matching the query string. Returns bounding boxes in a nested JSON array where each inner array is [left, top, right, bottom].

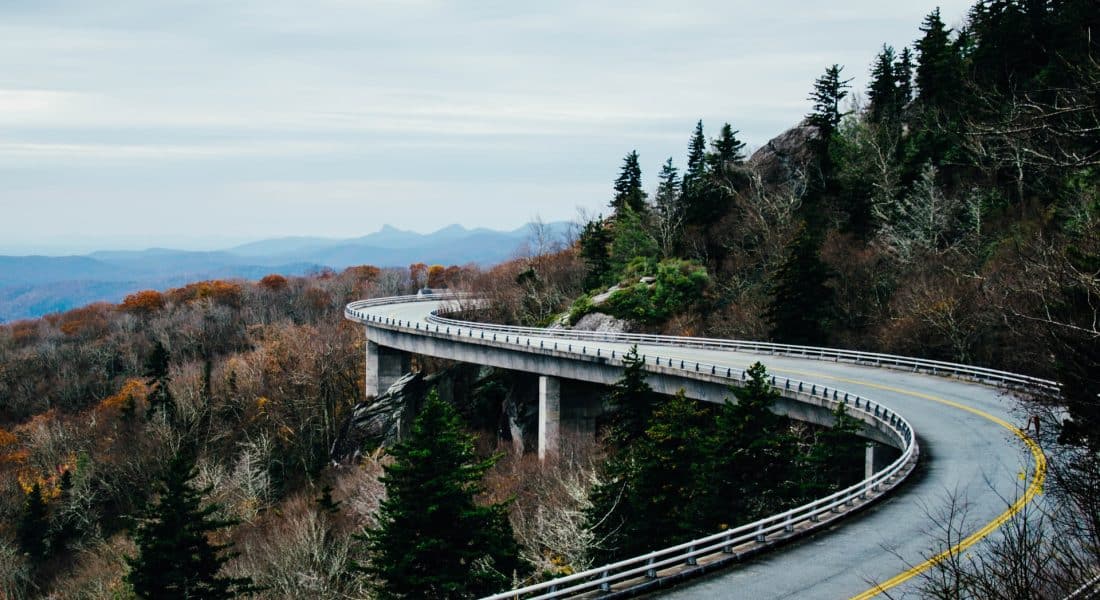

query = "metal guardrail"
[[1065, 572, 1100, 600], [419, 303, 1058, 394], [345, 295, 925, 599]]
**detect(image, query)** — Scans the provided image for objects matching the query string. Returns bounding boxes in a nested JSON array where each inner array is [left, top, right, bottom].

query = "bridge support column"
[[365, 339, 411, 398], [865, 443, 877, 479], [538, 375, 560, 462]]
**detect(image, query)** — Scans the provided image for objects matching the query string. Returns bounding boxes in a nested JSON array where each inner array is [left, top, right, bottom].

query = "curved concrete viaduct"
[[345, 295, 1045, 600]]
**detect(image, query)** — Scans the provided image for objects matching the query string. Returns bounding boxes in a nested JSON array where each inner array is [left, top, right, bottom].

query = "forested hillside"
[[1, 1, 1098, 598]]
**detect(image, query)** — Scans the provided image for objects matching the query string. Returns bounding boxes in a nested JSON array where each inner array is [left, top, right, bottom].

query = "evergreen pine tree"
[[359, 390, 525, 599], [578, 217, 613, 290], [606, 346, 657, 448], [681, 120, 708, 197], [17, 481, 50, 563], [144, 340, 174, 420], [867, 45, 898, 123], [801, 403, 867, 497], [126, 450, 256, 599], [681, 121, 711, 226], [807, 64, 852, 145], [700, 363, 800, 528], [804, 65, 852, 222], [914, 8, 959, 114], [51, 469, 77, 552], [587, 391, 710, 562], [765, 223, 834, 346], [894, 46, 914, 110], [706, 123, 747, 172], [611, 151, 647, 215], [607, 205, 659, 276]]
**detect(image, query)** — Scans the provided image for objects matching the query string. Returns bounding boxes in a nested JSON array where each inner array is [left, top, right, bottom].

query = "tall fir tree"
[[867, 45, 898, 124], [606, 345, 658, 448], [765, 223, 834, 346], [706, 123, 747, 172], [578, 217, 613, 290], [807, 64, 852, 145], [700, 362, 800, 528], [17, 481, 50, 563], [587, 390, 710, 562], [611, 150, 647, 216], [914, 8, 959, 114], [126, 450, 256, 599], [682, 120, 708, 196], [894, 46, 914, 110], [681, 120, 711, 226], [801, 403, 867, 497], [804, 65, 852, 223], [359, 390, 525, 599], [144, 339, 174, 421]]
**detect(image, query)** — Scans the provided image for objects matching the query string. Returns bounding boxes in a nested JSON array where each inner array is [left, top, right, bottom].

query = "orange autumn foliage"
[[0, 427, 23, 466], [427, 264, 447, 288], [259, 274, 289, 291], [344, 265, 381, 281], [58, 303, 113, 337], [97, 378, 149, 415], [7, 319, 40, 345], [120, 289, 166, 314], [167, 280, 243, 308]]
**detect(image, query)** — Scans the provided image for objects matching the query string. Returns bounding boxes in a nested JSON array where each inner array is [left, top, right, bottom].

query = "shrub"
[[603, 259, 709, 324], [568, 295, 593, 325]]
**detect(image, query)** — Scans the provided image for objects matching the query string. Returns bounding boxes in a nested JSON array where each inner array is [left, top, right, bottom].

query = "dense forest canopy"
[[0, 0, 1098, 597]]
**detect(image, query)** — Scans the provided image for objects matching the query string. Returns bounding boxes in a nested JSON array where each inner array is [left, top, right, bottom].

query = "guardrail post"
[[784, 517, 794, 533], [755, 526, 765, 543], [687, 545, 698, 566], [600, 571, 611, 592], [646, 557, 657, 578]]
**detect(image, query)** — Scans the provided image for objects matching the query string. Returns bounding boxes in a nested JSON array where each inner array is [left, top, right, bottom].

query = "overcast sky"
[[0, 0, 973, 254]]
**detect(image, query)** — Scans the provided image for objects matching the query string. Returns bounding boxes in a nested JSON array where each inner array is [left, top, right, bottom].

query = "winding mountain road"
[[347, 296, 1045, 600]]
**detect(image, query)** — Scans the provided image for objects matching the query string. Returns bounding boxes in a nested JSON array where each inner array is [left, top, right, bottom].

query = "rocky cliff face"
[[330, 365, 545, 462], [330, 371, 433, 462], [749, 122, 818, 187]]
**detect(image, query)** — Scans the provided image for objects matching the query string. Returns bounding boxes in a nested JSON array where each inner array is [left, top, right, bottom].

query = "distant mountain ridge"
[[0, 221, 572, 322]]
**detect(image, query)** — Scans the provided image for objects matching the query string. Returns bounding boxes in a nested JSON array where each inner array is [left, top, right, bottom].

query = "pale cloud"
[[0, 0, 976, 253]]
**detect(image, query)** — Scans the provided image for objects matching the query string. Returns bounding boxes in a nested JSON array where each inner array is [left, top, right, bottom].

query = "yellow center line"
[[762, 367, 1047, 600]]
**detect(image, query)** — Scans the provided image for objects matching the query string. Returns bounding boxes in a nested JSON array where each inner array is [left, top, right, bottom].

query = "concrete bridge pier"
[[365, 339, 411, 398], [538, 375, 560, 462]]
